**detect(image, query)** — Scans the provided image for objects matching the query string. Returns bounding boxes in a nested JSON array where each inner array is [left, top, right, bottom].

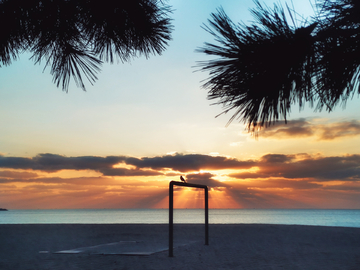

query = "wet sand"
[[0, 224, 359, 269]]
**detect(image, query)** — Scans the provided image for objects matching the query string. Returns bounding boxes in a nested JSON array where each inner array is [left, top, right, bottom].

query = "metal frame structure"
[[169, 180, 209, 257]]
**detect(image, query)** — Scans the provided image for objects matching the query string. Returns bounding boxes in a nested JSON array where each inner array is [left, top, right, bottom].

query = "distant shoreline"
[[0, 208, 8, 211]]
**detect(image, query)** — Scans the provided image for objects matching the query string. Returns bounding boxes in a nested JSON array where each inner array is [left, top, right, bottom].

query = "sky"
[[1, 0, 360, 210]]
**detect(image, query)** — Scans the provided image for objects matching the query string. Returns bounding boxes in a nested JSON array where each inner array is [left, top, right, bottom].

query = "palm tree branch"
[[197, 1, 317, 132]]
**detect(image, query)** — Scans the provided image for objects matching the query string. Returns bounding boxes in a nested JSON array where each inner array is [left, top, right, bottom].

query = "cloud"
[[1, 152, 360, 182], [1, 151, 360, 209], [125, 153, 255, 172], [185, 172, 228, 187], [229, 154, 360, 181], [0, 153, 255, 174], [0, 153, 125, 171], [260, 119, 314, 138], [0, 170, 38, 178], [260, 119, 360, 140], [260, 154, 295, 163], [317, 120, 360, 140]]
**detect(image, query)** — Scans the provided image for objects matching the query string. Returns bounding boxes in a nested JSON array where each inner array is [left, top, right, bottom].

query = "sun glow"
[[113, 163, 137, 170], [172, 187, 206, 209]]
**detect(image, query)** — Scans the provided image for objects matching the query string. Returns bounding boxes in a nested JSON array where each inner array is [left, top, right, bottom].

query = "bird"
[[180, 176, 186, 183]]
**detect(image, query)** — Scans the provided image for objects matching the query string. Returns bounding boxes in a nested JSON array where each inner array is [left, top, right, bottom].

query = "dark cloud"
[[260, 119, 314, 138], [260, 154, 294, 164], [125, 153, 255, 172], [324, 183, 360, 192], [230, 154, 360, 181], [0, 153, 255, 174], [260, 119, 360, 140], [0, 153, 126, 172], [1, 152, 360, 184], [0, 178, 16, 184]]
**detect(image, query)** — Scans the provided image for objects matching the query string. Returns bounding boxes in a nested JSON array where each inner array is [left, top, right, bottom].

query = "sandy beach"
[[0, 224, 359, 270]]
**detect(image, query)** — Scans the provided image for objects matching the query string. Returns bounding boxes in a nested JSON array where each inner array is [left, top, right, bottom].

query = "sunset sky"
[[1, 0, 360, 210]]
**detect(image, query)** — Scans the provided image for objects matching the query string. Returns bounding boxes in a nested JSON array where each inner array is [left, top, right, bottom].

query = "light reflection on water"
[[1, 209, 359, 227]]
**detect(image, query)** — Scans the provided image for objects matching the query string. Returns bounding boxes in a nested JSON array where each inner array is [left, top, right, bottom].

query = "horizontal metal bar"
[[170, 180, 208, 190]]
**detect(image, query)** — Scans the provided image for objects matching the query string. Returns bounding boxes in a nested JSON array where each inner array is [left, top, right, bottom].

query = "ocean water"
[[1, 209, 360, 227]]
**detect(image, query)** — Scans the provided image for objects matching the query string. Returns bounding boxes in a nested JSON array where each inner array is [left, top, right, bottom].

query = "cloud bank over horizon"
[[1, 151, 360, 209], [1, 152, 360, 181]]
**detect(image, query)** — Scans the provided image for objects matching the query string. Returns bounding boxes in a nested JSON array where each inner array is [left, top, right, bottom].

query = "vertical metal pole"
[[169, 182, 174, 257], [205, 187, 209, 245]]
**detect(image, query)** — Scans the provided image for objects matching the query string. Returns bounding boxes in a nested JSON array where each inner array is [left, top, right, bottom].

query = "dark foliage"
[[0, 0, 172, 91], [314, 0, 360, 110], [198, 0, 360, 132]]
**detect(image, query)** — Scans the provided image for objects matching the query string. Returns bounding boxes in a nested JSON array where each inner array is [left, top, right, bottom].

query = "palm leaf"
[[0, 0, 30, 66], [80, 0, 172, 63], [197, 1, 317, 132], [0, 0, 173, 91], [313, 0, 360, 110]]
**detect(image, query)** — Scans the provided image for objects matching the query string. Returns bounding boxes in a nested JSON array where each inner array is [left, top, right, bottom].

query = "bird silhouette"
[[180, 176, 186, 183]]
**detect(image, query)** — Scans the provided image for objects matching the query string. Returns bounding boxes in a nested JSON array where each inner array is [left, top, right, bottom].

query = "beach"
[[0, 224, 359, 270]]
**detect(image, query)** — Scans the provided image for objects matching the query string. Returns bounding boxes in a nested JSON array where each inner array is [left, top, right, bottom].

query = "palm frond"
[[31, 41, 102, 92], [81, 0, 172, 63], [26, 0, 101, 91], [0, 0, 29, 65], [313, 0, 360, 110], [0, 0, 173, 91], [197, 1, 317, 132]]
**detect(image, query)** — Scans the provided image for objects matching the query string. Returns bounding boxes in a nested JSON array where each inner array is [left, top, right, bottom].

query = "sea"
[[1, 209, 360, 227]]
